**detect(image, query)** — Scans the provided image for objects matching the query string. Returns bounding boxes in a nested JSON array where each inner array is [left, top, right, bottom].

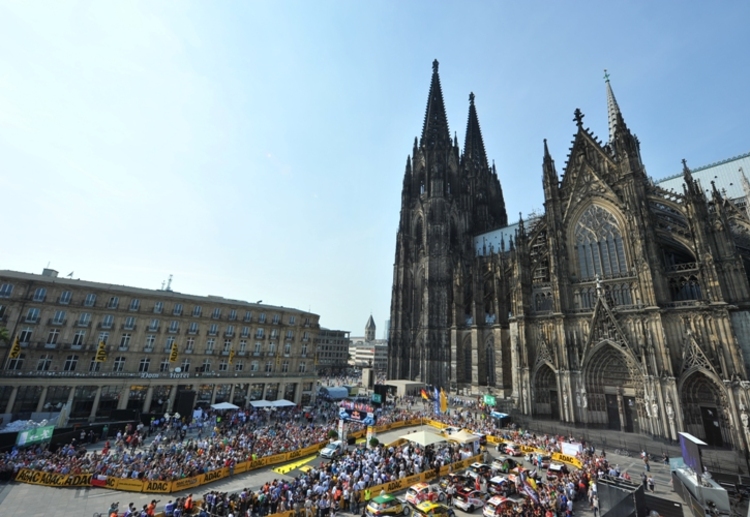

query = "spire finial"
[[603, 69, 610, 83], [432, 59, 439, 73], [573, 108, 584, 127], [605, 71, 622, 143], [469, 92, 475, 105]]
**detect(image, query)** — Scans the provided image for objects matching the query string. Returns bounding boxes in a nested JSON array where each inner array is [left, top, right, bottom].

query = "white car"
[[454, 488, 487, 512], [320, 440, 344, 459]]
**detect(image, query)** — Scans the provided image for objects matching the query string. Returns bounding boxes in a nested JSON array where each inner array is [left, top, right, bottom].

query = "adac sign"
[[16, 469, 92, 487], [144, 481, 171, 493]]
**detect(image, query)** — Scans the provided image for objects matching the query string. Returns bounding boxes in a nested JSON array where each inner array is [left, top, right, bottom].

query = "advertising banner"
[[15, 469, 92, 488], [551, 452, 582, 468], [142, 480, 172, 493], [234, 461, 248, 474], [116, 478, 147, 492], [339, 400, 376, 425], [16, 425, 55, 446], [171, 475, 201, 492]]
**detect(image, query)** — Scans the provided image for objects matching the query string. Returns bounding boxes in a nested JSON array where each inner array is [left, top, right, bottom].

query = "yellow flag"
[[228, 349, 235, 364], [9, 337, 21, 359], [440, 388, 448, 414], [169, 342, 179, 363], [95, 341, 107, 362]]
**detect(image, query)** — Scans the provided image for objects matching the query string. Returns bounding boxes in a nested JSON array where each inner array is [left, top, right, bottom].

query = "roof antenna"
[[166, 274, 173, 292], [161, 280, 166, 290]]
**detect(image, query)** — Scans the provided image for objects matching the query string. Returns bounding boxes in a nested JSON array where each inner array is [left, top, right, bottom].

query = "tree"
[[327, 429, 338, 440], [369, 437, 380, 448], [0, 327, 9, 346]]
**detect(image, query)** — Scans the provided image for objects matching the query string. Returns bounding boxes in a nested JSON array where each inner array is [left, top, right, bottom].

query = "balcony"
[[253, 352, 261, 356], [44, 343, 58, 349], [69, 343, 83, 351], [238, 351, 247, 356], [144, 347, 154, 353], [98, 323, 113, 330], [25, 317, 40, 324], [167, 328, 180, 334], [147, 326, 160, 333], [224, 332, 234, 338], [188, 328, 199, 335], [122, 324, 137, 331], [221, 350, 231, 356], [76, 320, 91, 328], [204, 349, 216, 355], [118, 345, 129, 352], [185, 348, 194, 354], [48, 318, 67, 326]]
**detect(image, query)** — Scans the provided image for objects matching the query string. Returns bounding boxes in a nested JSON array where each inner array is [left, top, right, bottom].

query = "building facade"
[[0, 269, 320, 422], [350, 316, 388, 370], [388, 61, 750, 451], [315, 328, 351, 373]]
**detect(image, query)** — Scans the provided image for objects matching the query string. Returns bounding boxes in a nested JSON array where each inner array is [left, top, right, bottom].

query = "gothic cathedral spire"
[[420, 60, 452, 150]]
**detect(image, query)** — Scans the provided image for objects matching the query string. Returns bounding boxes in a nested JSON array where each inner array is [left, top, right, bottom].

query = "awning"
[[271, 399, 296, 407], [250, 400, 273, 408], [211, 402, 239, 410]]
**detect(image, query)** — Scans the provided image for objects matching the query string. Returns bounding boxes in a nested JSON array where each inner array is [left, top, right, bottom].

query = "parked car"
[[546, 463, 569, 481], [490, 457, 520, 474], [406, 482, 441, 506], [465, 462, 492, 481], [319, 440, 345, 459], [487, 476, 517, 497], [482, 496, 526, 517], [454, 488, 489, 512], [502, 444, 523, 457], [438, 474, 470, 493], [413, 502, 455, 517], [365, 495, 411, 517]]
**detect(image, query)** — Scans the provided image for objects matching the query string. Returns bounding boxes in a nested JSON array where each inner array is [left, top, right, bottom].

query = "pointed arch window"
[[574, 205, 628, 280]]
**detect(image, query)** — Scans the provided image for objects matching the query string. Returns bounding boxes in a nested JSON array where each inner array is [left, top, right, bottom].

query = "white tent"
[[447, 430, 480, 444], [211, 402, 240, 410], [250, 400, 273, 408], [399, 430, 447, 446], [271, 399, 296, 407]]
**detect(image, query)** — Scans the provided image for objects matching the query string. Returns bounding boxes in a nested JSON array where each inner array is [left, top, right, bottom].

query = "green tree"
[[369, 437, 380, 448], [0, 326, 9, 345], [327, 429, 339, 440]]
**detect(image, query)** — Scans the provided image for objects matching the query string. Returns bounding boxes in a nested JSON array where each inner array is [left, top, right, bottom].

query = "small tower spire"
[[420, 59, 451, 150], [462, 91, 489, 170], [604, 69, 622, 143]]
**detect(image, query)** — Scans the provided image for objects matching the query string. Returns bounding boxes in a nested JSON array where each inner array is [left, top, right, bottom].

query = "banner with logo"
[[142, 480, 173, 493], [115, 478, 146, 492], [16, 469, 92, 488], [551, 452, 582, 468]]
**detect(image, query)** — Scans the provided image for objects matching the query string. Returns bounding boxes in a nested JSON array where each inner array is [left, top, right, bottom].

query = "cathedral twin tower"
[[388, 60, 750, 450]]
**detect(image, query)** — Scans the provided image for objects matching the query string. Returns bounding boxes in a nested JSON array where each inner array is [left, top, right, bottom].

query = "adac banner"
[[551, 452, 582, 469], [142, 480, 173, 494], [15, 469, 92, 488], [114, 477, 146, 492]]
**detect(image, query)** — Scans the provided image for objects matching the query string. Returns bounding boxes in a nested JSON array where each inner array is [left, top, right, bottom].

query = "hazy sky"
[[1, 1, 748, 335]]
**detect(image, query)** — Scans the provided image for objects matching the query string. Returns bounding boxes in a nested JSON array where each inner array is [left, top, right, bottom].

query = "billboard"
[[339, 400, 376, 425], [17, 426, 54, 446]]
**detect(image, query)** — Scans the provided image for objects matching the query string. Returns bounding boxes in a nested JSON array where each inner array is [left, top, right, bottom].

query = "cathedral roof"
[[365, 314, 376, 330], [656, 151, 750, 201]]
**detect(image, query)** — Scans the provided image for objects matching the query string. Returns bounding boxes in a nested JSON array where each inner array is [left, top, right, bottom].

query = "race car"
[[365, 495, 411, 517], [453, 487, 489, 513], [482, 496, 526, 517], [545, 462, 569, 481], [405, 482, 441, 506], [437, 474, 470, 493], [490, 457, 520, 474], [487, 476, 517, 497], [413, 502, 456, 517], [464, 462, 492, 481], [502, 443, 523, 457]]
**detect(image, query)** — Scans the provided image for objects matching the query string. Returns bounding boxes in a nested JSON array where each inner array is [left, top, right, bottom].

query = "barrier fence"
[[12, 417, 583, 493]]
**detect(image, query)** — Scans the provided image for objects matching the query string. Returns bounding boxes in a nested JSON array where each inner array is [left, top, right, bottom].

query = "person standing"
[[647, 475, 655, 493]]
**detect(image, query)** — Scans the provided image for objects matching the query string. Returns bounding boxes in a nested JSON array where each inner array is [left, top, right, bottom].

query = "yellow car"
[[413, 502, 456, 517], [365, 495, 411, 517]]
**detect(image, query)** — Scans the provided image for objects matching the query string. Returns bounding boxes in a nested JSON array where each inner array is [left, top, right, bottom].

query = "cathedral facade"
[[388, 60, 750, 450]]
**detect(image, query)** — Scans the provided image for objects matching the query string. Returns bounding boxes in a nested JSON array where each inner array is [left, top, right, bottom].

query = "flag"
[[420, 388, 430, 400], [433, 387, 440, 415], [95, 341, 107, 362], [169, 342, 179, 363], [228, 349, 236, 364], [9, 337, 21, 359], [440, 388, 448, 414]]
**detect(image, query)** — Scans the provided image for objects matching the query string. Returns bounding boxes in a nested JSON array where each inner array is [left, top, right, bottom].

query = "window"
[[286, 330, 294, 339], [37, 354, 52, 371], [206, 338, 215, 352], [59, 291, 72, 305], [173, 303, 183, 316], [181, 358, 191, 372], [574, 205, 628, 280], [289, 315, 296, 325], [265, 361, 273, 373], [229, 309, 237, 321], [270, 329, 278, 339], [201, 359, 211, 372], [148, 319, 159, 331], [89, 357, 101, 372], [241, 326, 250, 338], [73, 331, 86, 346], [298, 362, 307, 373], [63, 355, 79, 372], [243, 311, 252, 322], [8, 353, 24, 370], [25, 308, 40, 323], [168, 321, 179, 333], [212, 308, 221, 319], [304, 317, 311, 326], [102, 315, 114, 329], [52, 310, 66, 325], [268, 342, 276, 355], [166, 336, 176, 349], [255, 328, 265, 339], [302, 331, 310, 341], [272, 314, 280, 324], [113, 356, 126, 372], [284, 342, 291, 355], [0, 283, 13, 297], [301, 344, 308, 357], [225, 325, 235, 337], [239, 340, 247, 353], [160, 359, 170, 373], [223, 339, 232, 352], [254, 342, 261, 355], [145, 335, 156, 350], [154, 301, 164, 314], [47, 329, 60, 345], [282, 360, 289, 373], [259, 313, 266, 323], [192, 306, 202, 317], [186, 337, 195, 351], [107, 296, 119, 309], [120, 333, 131, 349], [208, 323, 218, 336], [84, 293, 97, 307], [0, 305, 4, 319], [33, 287, 47, 302], [98, 332, 109, 344], [78, 313, 91, 327], [124, 316, 136, 330], [219, 360, 228, 372], [138, 357, 151, 372], [250, 361, 258, 372], [188, 322, 198, 334], [235, 361, 244, 372]]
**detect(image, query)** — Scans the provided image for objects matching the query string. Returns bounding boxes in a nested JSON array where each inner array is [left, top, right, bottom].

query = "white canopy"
[[447, 430, 480, 444], [211, 402, 240, 410], [250, 400, 273, 408], [399, 430, 447, 446], [271, 399, 296, 407]]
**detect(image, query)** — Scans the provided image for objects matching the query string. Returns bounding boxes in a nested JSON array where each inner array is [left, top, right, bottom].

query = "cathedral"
[[387, 60, 750, 450]]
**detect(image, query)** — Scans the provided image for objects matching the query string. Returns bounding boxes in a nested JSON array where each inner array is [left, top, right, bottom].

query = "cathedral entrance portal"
[[584, 341, 641, 432], [680, 371, 729, 447], [533, 364, 558, 420]]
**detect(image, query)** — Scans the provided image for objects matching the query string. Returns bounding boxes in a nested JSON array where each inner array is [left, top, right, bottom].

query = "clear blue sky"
[[1, 1, 748, 335]]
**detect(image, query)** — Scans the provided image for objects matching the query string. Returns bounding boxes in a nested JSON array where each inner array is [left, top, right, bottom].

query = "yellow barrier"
[[551, 452, 582, 469], [15, 469, 92, 488]]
